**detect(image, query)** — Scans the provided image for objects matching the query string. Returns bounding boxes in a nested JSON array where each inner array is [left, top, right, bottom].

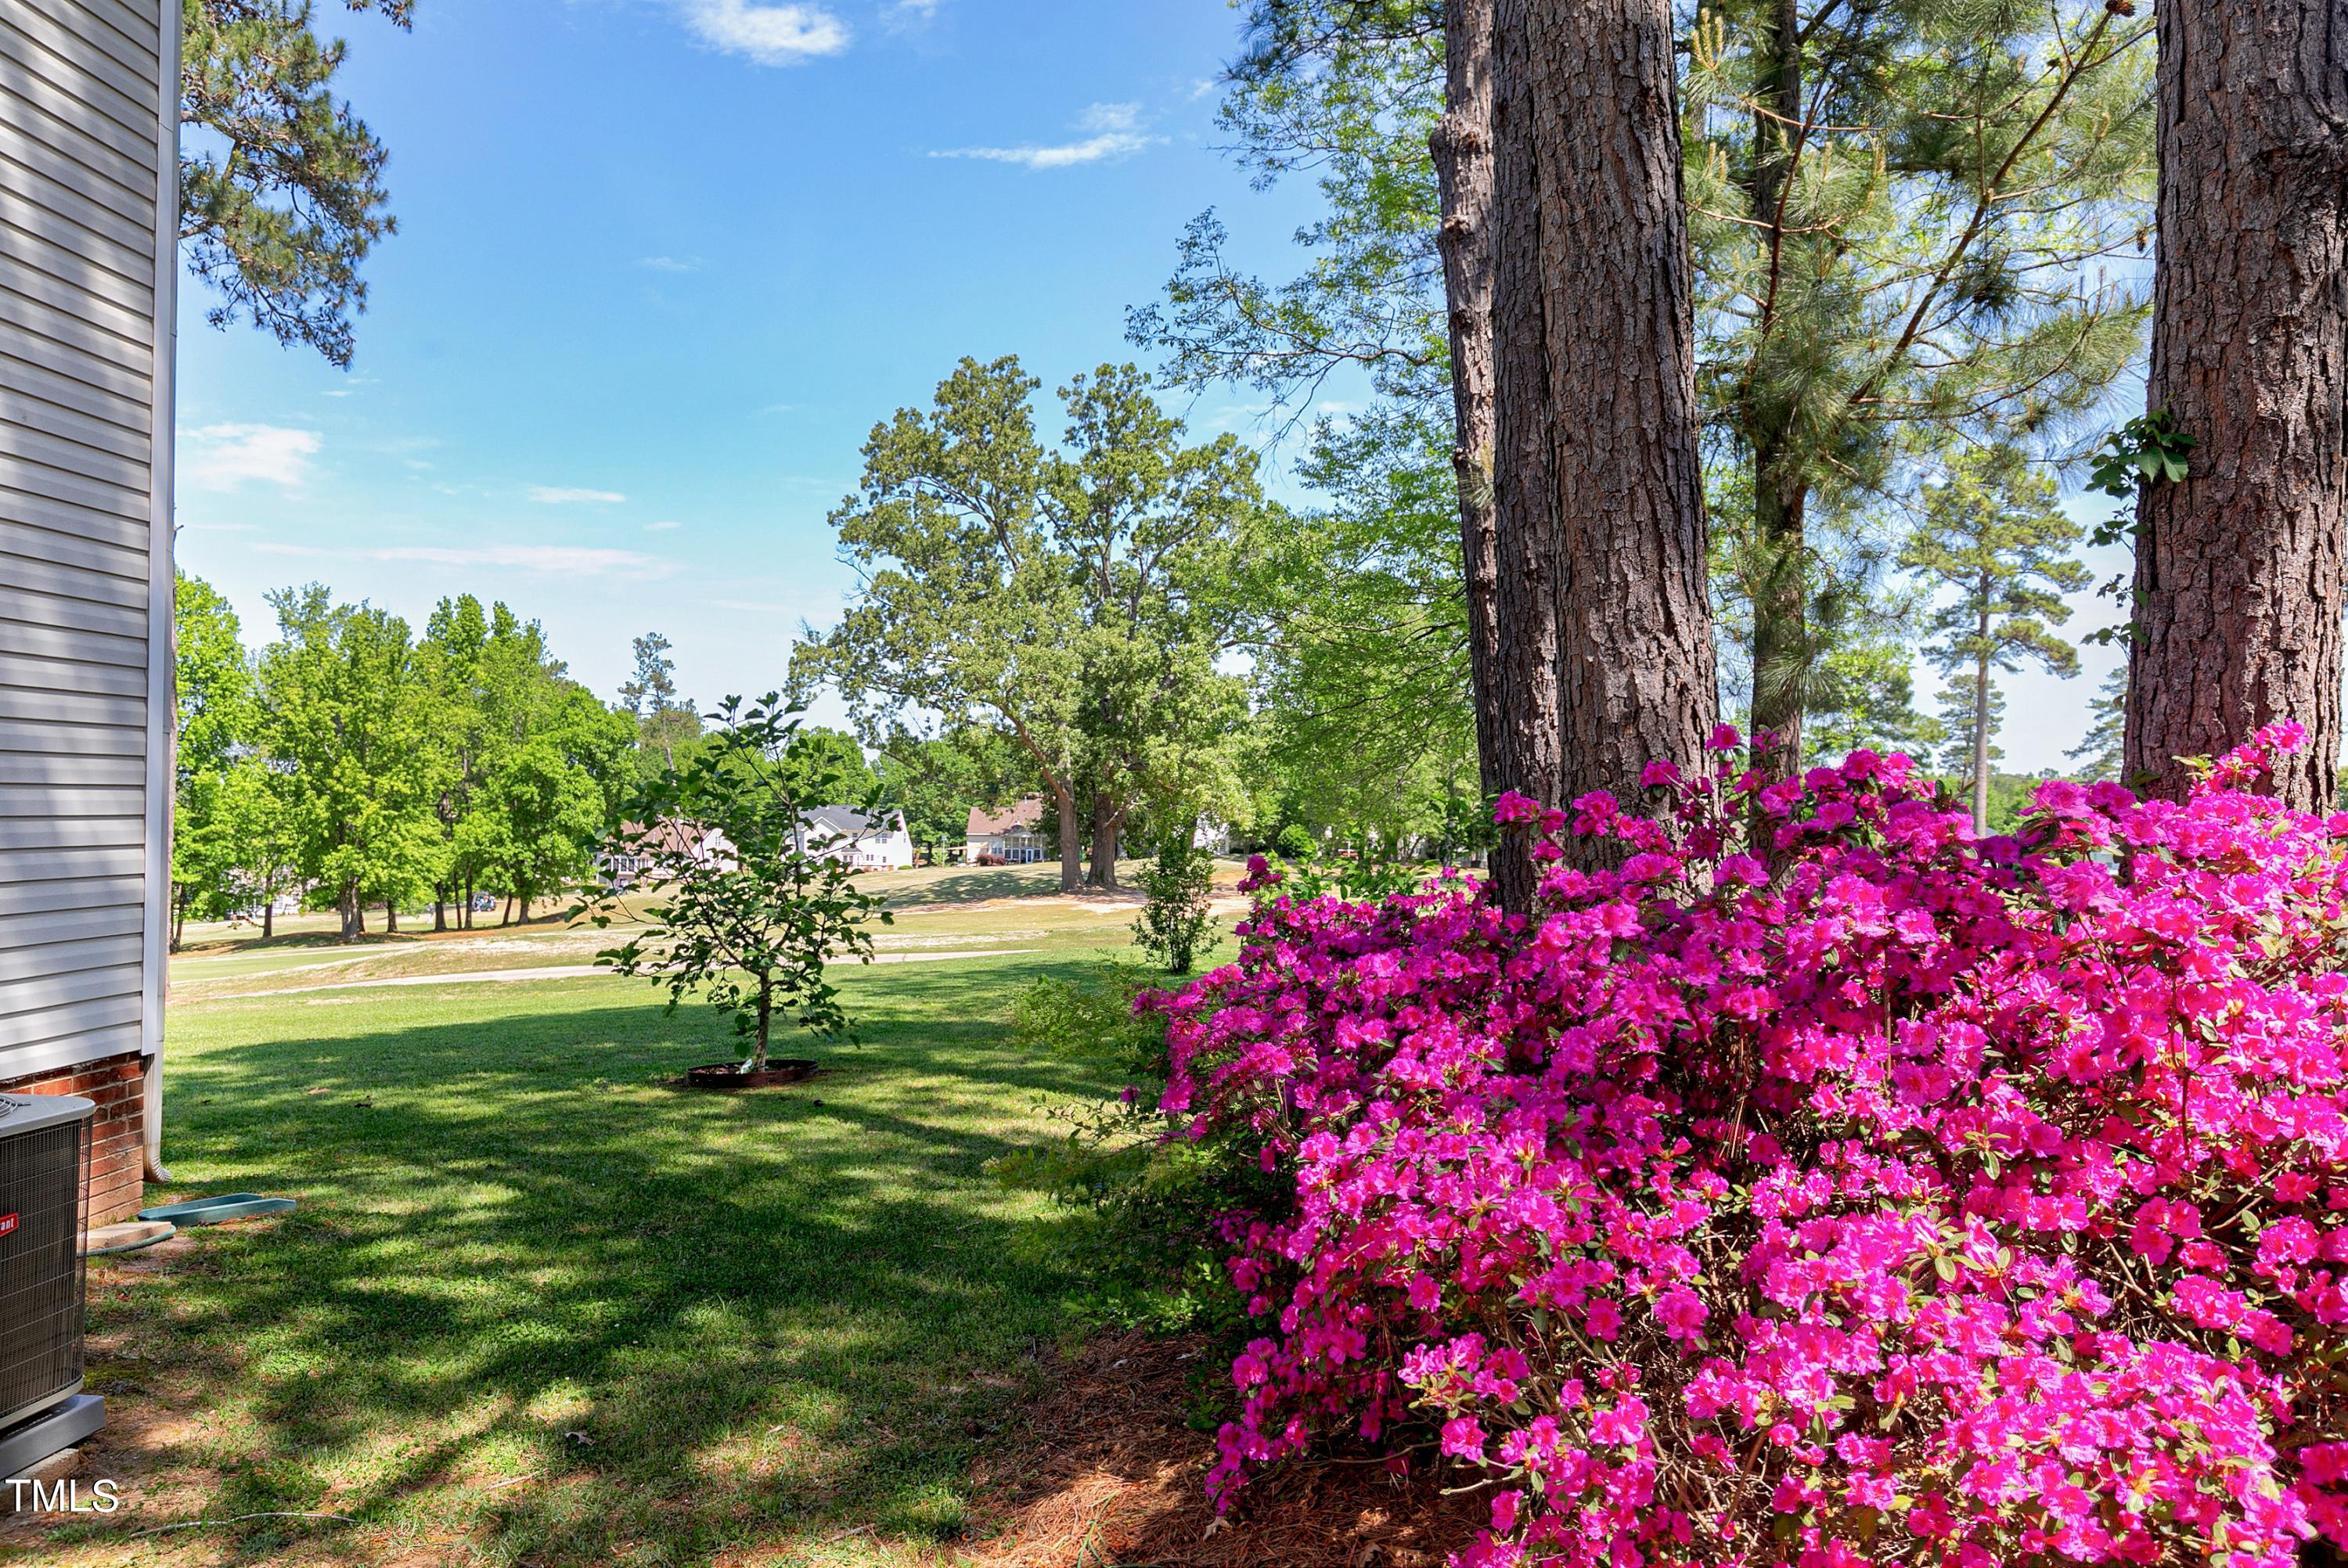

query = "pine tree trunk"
[[434, 888, 447, 932], [1740, 0, 1810, 779], [262, 901, 273, 941], [1431, 0, 1505, 803], [1489, 0, 1719, 906], [1972, 652, 1992, 836], [1747, 468, 1809, 773], [2124, 0, 2348, 810]]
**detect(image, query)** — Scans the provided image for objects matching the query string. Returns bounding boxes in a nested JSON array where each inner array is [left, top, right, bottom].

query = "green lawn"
[[13, 946, 1144, 1567]]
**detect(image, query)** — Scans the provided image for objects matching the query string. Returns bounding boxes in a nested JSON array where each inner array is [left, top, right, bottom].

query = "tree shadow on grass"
[[42, 955, 1134, 1565]]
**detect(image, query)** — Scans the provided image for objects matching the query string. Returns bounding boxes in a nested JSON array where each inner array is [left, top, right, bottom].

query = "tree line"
[[169, 577, 1051, 946], [185, 2, 2346, 912], [171, 575, 637, 944]]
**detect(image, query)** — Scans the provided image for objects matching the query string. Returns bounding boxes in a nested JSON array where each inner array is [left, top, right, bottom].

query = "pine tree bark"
[[1431, 0, 1504, 803], [1489, 0, 1720, 908], [2125, 0, 2348, 811], [1741, 0, 1812, 779]]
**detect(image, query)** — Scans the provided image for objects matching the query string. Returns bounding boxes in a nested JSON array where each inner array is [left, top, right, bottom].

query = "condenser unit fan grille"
[[0, 1097, 92, 1433]]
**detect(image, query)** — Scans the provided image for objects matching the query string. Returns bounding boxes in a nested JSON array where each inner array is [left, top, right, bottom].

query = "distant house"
[[967, 798, 1049, 864], [802, 806, 914, 871], [600, 818, 738, 890], [1193, 818, 1232, 854]]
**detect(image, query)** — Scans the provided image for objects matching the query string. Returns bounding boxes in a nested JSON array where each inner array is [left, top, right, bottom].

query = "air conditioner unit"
[[0, 1093, 104, 1479]]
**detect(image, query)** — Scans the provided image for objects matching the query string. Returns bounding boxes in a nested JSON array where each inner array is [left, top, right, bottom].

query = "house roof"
[[804, 804, 904, 840], [967, 797, 1043, 837], [616, 818, 726, 857]]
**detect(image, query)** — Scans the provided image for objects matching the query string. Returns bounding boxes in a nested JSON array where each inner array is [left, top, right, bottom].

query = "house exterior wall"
[[0, 0, 178, 1221]]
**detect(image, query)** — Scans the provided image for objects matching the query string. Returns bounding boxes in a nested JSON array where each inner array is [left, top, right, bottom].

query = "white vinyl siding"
[[0, 0, 171, 1084]]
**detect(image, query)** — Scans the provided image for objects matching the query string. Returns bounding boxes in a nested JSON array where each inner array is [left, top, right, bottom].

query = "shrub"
[[1158, 725, 2348, 1568], [1133, 832, 1217, 973], [585, 694, 890, 1069]]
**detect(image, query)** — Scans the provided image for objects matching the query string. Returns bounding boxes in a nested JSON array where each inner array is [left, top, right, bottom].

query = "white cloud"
[[681, 0, 848, 64], [183, 423, 320, 491], [636, 254, 702, 273], [885, 0, 941, 23], [931, 102, 1162, 170], [645, 519, 682, 532], [527, 485, 627, 505], [372, 545, 670, 577]]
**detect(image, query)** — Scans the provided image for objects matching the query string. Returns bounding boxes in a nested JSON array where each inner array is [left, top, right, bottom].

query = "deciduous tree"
[[255, 584, 441, 938], [794, 357, 1275, 892]]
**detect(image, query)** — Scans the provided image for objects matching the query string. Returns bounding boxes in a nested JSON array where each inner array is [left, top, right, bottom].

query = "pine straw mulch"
[[957, 1332, 1485, 1568]]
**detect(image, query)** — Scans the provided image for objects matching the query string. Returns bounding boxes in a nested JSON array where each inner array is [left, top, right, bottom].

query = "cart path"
[[178, 949, 1046, 1003]]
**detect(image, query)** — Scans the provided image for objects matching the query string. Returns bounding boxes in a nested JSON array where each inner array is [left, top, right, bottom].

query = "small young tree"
[[587, 695, 890, 1073], [1900, 452, 2091, 833], [1132, 832, 1215, 975]]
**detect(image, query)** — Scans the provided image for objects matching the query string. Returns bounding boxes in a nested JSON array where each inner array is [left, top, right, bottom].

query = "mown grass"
[[11, 949, 1140, 1567]]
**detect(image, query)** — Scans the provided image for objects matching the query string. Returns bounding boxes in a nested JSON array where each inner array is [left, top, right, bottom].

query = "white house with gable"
[[801, 805, 913, 871]]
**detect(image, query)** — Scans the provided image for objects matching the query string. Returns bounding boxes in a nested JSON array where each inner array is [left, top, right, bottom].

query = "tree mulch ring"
[[681, 1059, 819, 1090], [956, 1329, 1485, 1567]]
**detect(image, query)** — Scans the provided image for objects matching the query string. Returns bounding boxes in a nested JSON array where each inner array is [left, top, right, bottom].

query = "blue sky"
[[174, 0, 2116, 772], [175, 0, 1331, 722]]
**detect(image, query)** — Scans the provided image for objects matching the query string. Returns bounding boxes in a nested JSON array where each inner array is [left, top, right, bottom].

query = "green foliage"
[[180, 0, 412, 365], [171, 573, 255, 943], [1685, 0, 2153, 756], [586, 695, 891, 1070], [2080, 410, 2194, 648], [870, 725, 1031, 854], [420, 595, 636, 922], [618, 631, 702, 769], [255, 584, 444, 934], [1131, 3, 1446, 419], [793, 356, 1277, 888], [1904, 453, 2093, 682], [778, 728, 878, 809], [1132, 834, 1216, 974], [174, 571, 251, 785], [1802, 634, 1945, 764], [1273, 823, 1317, 862], [2087, 409, 2195, 504]]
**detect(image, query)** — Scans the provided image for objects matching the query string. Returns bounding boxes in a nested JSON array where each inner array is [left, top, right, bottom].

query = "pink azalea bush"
[[1156, 725, 2348, 1566]]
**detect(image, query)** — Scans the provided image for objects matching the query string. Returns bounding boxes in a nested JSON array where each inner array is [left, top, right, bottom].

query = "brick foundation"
[[1, 1051, 146, 1225]]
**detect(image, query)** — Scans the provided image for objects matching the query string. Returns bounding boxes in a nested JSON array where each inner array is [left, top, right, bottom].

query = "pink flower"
[[1655, 1286, 1708, 1341]]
